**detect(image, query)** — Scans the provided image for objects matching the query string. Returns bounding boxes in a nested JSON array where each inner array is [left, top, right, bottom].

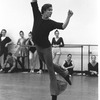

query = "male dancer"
[[31, 0, 73, 100]]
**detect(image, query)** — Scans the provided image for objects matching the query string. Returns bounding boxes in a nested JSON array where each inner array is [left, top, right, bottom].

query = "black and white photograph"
[[0, 0, 99, 100]]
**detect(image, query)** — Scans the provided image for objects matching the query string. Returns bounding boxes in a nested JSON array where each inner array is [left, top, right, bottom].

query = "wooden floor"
[[0, 72, 98, 100]]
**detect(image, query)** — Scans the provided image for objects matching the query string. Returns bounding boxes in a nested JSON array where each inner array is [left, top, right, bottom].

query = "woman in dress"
[[15, 31, 27, 71]]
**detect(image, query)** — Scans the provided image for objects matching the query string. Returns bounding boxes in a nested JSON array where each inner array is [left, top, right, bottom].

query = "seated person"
[[61, 54, 74, 76], [87, 55, 98, 76], [0, 53, 16, 73]]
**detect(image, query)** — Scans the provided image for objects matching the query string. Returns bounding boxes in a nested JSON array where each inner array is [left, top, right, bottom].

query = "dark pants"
[[0, 47, 8, 68], [4, 47, 8, 63], [36, 45, 68, 95], [0, 47, 8, 63]]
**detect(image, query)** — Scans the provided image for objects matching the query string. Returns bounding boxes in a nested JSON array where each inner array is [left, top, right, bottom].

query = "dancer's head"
[[41, 4, 53, 19], [28, 31, 32, 39], [1, 29, 7, 37], [19, 31, 24, 38], [91, 55, 96, 63], [54, 30, 59, 38], [67, 54, 72, 61]]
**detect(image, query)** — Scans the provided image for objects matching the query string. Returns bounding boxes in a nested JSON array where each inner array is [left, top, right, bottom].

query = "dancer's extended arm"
[[62, 10, 73, 29]]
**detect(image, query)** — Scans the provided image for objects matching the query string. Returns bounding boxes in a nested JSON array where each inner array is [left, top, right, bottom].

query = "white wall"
[[0, 0, 99, 44]]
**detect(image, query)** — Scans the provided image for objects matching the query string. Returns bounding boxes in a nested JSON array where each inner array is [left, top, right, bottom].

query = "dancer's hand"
[[62, 10, 73, 29], [68, 10, 73, 18]]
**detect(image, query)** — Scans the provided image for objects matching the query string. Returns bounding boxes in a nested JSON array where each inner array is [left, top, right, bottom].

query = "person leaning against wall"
[[0, 29, 12, 69], [52, 29, 64, 66]]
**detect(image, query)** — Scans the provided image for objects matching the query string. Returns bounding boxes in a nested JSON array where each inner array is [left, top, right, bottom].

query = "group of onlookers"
[[0, 29, 42, 73], [0, 29, 98, 77]]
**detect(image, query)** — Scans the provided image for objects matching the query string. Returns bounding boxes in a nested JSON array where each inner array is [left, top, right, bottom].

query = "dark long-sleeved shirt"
[[0, 36, 11, 56], [31, 2, 63, 48], [52, 37, 64, 47]]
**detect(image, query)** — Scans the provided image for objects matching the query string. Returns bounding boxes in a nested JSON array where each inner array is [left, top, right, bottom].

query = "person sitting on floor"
[[0, 53, 16, 73], [61, 54, 74, 76], [87, 55, 98, 76]]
